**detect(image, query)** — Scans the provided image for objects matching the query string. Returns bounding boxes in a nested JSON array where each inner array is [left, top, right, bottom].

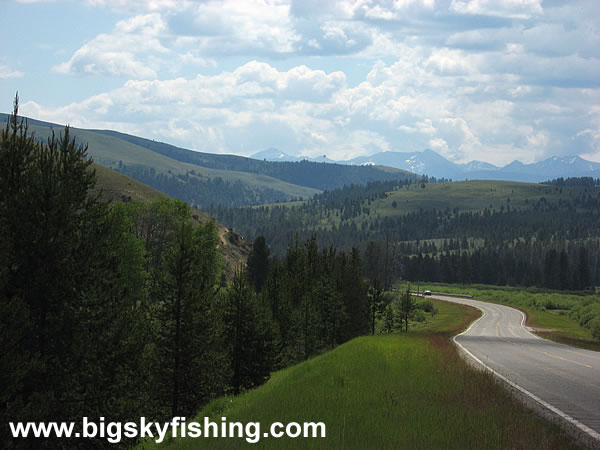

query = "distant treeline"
[[99, 129, 425, 192], [118, 164, 293, 207], [1, 101, 375, 448], [542, 176, 600, 187], [402, 245, 593, 290], [114, 160, 426, 208], [206, 178, 600, 291]]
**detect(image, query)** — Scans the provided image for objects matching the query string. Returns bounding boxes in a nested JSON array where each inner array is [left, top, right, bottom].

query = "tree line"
[[0, 98, 378, 447], [205, 181, 600, 289]]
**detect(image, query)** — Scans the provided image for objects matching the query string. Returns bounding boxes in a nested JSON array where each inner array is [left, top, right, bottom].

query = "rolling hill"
[[0, 114, 420, 208]]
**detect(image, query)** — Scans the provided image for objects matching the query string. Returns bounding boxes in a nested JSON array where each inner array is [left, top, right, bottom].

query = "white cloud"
[[450, 0, 543, 19], [0, 64, 24, 79], [85, 0, 181, 12], [167, 0, 300, 56], [54, 14, 168, 78], [14, 0, 600, 166]]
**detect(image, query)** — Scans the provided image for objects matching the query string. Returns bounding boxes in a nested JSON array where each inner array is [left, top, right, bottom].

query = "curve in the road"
[[433, 294, 600, 443]]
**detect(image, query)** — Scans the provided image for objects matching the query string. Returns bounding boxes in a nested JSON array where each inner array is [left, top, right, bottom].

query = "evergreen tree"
[[368, 279, 385, 335], [339, 247, 369, 340], [577, 247, 591, 289], [382, 304, 396, 334], [399, 287, 415, 332], [152, 205, 226, 418], [559, 249, 570, 290], [1, 95, 151, 446], [247, 236, 271, 292], [222, 269, 276, 395]]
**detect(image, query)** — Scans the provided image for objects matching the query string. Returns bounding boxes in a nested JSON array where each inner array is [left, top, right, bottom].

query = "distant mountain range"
[[0, 113, 416, 207], [252, 148, 600, 183], [4, 112, 599, 187]]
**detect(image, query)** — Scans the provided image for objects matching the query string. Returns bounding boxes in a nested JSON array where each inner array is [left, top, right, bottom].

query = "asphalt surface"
[[432, 294, 600, 440]]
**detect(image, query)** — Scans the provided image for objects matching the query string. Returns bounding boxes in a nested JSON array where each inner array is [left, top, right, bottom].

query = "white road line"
[[449, 298, 600, 442]]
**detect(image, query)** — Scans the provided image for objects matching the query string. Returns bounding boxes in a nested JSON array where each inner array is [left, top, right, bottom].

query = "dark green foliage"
[[261, 237, 369, 365], [0, 96, 150, 447], [368, 279, 385, 335], [0, 94, 383, 447], [247, 236, 270, 292], [382, 304, 396, 334], [206, 177, 600, 291], [399, 287, 415, 332], [150, 205, 226, 419], [222, 269, 276, 395], [118, 165, 293, 207]]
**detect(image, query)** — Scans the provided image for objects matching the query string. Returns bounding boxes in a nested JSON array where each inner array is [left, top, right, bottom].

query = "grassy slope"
[[92, 163, 167, 203], [141, 301, 578, 449], [373, 179, 585, 217], [27, 124, 321, 200], [92, 162, 251, 275], [402, 282, 600, 351], [249, 180, 590, 236]]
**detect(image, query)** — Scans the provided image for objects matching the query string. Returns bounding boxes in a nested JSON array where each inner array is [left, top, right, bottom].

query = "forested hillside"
[[206, 179, 600, 290], [0, 100, 377, 448], [0, 114, 421, 208]]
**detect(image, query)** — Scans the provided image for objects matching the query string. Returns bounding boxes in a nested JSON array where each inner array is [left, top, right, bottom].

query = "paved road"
[[432, 294, 600, 440]]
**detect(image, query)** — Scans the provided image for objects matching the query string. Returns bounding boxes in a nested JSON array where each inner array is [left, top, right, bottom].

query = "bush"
[[416, 299, 434, 313], [411, 309, 427, 323], [591, 319, 600, 341]]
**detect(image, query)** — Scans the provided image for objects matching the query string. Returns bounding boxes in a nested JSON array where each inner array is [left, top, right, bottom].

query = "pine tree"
[[382, 304, 396, 334], [1, 95, 151, 445], [399, 287, 415, 332], [152, 205, 226, 418], [368, 279, 385, 335], [222, 269, 276, 395], [247, 235, 271, 292]]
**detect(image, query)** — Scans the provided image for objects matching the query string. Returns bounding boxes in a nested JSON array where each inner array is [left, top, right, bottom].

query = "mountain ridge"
[[251, 148, 600, 183]]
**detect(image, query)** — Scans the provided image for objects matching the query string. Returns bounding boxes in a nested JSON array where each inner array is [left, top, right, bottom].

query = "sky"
[[1, 0, 599, 166]]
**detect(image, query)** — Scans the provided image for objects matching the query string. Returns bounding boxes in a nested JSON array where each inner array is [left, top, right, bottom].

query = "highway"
[[432, 294, 600, 441]]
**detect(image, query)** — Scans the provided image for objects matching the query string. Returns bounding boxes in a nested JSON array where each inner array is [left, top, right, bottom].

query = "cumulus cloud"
[[166, 0, 300, 56], [449, 0, 543, 19], [54, 14, 168, 78], [0, 64, 24, 79], [22, 0, 600, 166]]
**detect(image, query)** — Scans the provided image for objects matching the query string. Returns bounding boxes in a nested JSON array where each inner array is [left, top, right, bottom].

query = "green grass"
[[373, 180, 587, 217], [402, 282, 600, 351], [28, 124, 321, 201], [139, 300, 578, 449], [92, 163, 168, 203]]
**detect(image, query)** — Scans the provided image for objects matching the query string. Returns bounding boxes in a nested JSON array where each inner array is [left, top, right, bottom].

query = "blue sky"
[[1, 0, 599, 165]]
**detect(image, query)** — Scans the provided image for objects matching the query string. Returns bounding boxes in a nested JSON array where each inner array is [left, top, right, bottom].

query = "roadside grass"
[[139, 300, 578, 449], [401, 282, 600, 351]]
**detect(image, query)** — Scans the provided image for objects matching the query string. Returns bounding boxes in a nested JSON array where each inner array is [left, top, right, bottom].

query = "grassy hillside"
[[370, 179, 586, 217], [248, 179, 588, 224], [0, 115, 421, 208], [92, 163, 167, 203], [27, 123, 321, 204], [92, 163, 251, 274], [140, 299, 577, 449], [90, 127, 415, 190]]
